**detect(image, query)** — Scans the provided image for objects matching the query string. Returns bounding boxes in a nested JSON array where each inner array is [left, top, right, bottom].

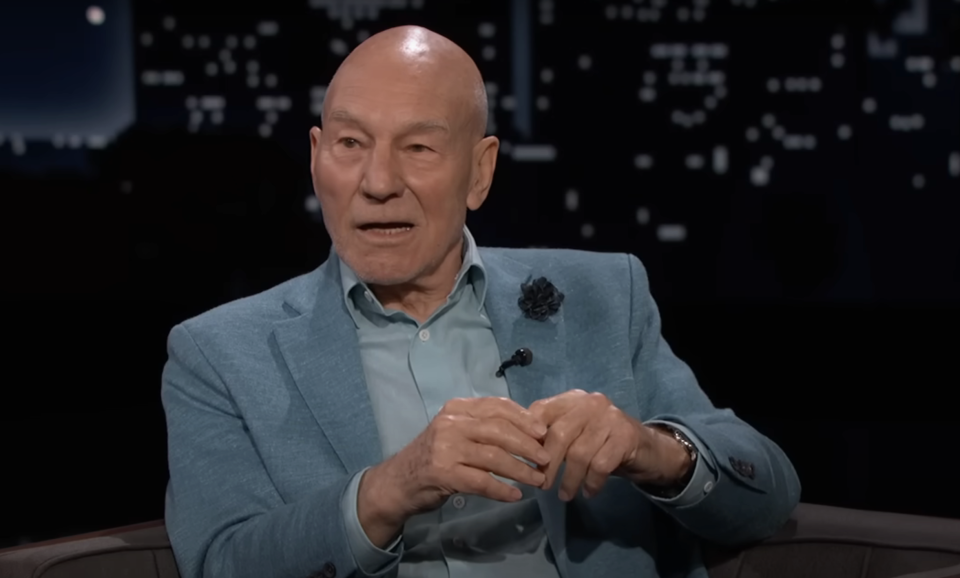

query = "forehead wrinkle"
[[399, 119, 449, 135], [327, 109, 360, 124], [326, 108, 450, 138], [324, 108, 370, 136]]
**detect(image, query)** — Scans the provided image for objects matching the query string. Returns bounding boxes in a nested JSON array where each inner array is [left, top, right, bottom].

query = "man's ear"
[[466, 135, 499, 211], [309, 126, 322, 177]]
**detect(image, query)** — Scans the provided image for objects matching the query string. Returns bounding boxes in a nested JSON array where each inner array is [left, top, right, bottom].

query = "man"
[[162, 25, 800, 578]]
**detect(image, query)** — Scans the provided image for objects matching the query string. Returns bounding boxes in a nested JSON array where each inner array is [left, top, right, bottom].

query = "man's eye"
[[409, 144, 430, 153], [340, 138, 360, 148]]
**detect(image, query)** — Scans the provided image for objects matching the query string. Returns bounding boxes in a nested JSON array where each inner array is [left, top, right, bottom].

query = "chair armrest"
[[767, 502, 960, 551], [705, 503, 960, 578], [0, 520, 178, 578]]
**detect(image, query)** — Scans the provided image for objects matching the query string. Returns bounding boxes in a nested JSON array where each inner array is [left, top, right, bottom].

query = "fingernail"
[[558, 489, 570, 501], [534, 424, 547, 437], [536, 451, 550, 465]]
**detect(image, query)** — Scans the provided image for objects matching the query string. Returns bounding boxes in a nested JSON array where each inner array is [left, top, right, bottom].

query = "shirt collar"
[[338, 226, 488, 322]]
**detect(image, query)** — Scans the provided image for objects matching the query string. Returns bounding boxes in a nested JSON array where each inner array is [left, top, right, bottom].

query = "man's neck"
[[370, 238, 465, 323]]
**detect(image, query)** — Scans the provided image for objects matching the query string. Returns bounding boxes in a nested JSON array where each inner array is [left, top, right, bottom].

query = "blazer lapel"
[[481, 249, 572, 578], [272, 258, 382, 474]]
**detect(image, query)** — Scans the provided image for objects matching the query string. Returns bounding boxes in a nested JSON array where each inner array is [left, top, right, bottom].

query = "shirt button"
[[452, 495, 466, 509], [704, 480, 714, 494], [452, 537, 464, 548], [419, 329, 430, 342]]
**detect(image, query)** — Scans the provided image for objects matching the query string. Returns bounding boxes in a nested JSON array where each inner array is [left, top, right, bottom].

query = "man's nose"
[[360, 145, 403, 201]]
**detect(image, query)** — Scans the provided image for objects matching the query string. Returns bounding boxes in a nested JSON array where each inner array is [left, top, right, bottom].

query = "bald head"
[[309, 25, 500, 292], [324, 26, 488, 141]]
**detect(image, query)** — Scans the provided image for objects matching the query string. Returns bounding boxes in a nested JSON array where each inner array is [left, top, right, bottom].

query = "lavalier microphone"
[[496, 348, 533, 378]]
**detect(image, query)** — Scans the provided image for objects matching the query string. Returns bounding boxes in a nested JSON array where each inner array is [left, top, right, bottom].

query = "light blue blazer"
[[162, 248, 801, 578]]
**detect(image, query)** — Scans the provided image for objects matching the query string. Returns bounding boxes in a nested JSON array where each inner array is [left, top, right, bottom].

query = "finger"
[[528, 389, 586, 425], [454, 465, 524, 502], [463, 397, 548, 440], [527, 399, 552, 423], [463, 442, 546, 488], [468, 418, 551, 467], [581, 437, 625, 498], [539, 411, 589, 491], [557, 424, 609, 501]]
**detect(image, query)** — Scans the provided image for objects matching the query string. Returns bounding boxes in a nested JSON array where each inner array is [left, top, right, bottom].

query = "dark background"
[[1, 0, 959, 548]]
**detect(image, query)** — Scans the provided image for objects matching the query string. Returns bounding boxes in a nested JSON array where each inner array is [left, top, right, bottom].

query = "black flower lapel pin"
[[518, 277, 565, 321]]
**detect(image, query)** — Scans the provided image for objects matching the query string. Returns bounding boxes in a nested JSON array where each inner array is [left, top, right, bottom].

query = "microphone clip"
[[496, 347, 534, 378]]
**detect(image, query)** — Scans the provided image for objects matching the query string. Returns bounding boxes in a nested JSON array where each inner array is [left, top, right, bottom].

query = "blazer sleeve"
[[162, 323, 368, 578], [625, 254, 802, 546]]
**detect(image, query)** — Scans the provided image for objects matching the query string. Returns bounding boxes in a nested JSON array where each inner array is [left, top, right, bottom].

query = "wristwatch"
[[644, 424, 698, 498], [660, 424, 698, 464]]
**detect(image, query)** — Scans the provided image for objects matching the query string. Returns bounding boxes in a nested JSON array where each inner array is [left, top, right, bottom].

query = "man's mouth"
[[357, 222, 414, 234]]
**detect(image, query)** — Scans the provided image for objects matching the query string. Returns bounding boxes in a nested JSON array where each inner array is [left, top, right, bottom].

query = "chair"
[[2, 503, 959, 578]]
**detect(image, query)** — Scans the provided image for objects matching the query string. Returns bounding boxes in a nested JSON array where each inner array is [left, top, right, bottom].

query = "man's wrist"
[[654, 424, 695, 485], [356, 463, 406, 548], [626, 425, 694, 487]]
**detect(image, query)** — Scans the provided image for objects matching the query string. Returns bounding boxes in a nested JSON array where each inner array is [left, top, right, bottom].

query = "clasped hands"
[[359, 390, 693, 546]]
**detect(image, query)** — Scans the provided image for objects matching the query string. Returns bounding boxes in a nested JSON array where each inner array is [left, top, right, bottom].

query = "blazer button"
[[320, 562, 336, 578], [729, 457, 751, 477]]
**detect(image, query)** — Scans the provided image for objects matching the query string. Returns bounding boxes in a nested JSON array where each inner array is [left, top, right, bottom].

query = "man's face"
[[310, 59, 493, 286]]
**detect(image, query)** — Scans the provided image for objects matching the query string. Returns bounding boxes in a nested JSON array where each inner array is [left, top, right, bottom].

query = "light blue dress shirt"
[[337, 227, 718, 578]]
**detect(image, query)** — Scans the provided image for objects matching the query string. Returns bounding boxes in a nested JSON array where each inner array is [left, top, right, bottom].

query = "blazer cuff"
[[636, 420, 718, 507], [341, 468, 403, 576]]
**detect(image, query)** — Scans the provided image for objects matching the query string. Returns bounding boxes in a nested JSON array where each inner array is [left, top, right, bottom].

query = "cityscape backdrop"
[[1, 0, 958, 548]]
